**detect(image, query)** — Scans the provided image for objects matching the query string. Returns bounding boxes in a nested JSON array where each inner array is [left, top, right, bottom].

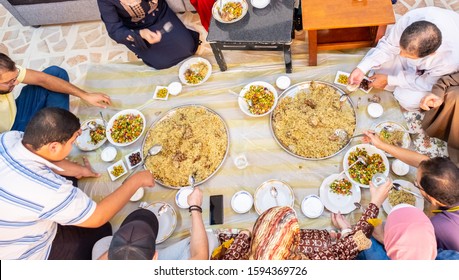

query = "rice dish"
[[143, 106, 228, 187], [272, 81, 356, 158], [388, 189, 416, 207]]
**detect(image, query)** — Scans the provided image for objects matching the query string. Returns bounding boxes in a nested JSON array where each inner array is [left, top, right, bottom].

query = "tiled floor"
[[0, 0, 456, 156]]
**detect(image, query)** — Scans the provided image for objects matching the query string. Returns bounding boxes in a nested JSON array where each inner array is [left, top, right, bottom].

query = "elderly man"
[[0, 108, 155, 259], [348, 7, 459, 111], [0, 52, 111, 133]]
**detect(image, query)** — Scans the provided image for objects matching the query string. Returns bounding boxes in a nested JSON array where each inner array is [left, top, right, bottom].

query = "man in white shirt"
[[0, 107, 155, 259], [348, 7, 459, 111], [0, 52, 111, 133]]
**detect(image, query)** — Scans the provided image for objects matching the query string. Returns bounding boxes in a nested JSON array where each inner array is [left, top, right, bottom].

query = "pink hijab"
[[384, 205, 437, 260]]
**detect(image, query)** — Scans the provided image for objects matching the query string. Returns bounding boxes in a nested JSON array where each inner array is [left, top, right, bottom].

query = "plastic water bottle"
[[371, 173, 388, 187]]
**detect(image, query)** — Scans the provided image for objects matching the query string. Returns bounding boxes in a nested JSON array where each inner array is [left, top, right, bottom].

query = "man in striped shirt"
[[0, 107, 155, 259]]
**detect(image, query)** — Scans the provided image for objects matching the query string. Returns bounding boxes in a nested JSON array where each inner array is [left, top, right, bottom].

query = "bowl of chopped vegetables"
[[238, 81, 278, 117], [343, 144, 390, 188], [178, 57, 212, 86], [106, 109, 146, 147]]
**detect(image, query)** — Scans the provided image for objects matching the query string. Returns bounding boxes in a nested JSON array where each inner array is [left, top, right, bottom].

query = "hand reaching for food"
[[348, 68, 365, 86], [368, 74, 388, 89]]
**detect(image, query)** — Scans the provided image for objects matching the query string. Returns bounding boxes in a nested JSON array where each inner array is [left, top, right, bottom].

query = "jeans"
[[12, 66, 70, 131], [356, 237, 390, 260]]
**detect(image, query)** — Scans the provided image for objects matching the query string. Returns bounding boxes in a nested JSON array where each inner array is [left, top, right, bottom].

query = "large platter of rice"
[[270, 81, 356, 160], [142, 105, 229, 188]]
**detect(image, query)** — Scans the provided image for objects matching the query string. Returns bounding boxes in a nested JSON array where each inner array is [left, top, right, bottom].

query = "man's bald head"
[[400, 20, 442, 58]]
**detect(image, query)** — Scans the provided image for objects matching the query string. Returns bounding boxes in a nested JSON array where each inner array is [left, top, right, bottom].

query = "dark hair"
[[0, 53, 16, 72], [22, 107, 81, 150], [418, 157, 459, 206], [399, 21, 442, 58]]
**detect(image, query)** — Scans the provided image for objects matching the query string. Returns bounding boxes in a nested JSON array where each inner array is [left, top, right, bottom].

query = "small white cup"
[[231, 191, 253, 214], [130, 187, 144, 202], [168, 82, 182, 95], [175, 187, 194, 208], [367, 102, 384, 118], [276, 76, 291, 90], [301, 195, 324, 218], [101, 146, 117, 162], [392, 159, 410, 176]]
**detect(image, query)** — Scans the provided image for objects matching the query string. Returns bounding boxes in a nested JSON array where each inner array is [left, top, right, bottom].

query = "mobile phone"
[[209, 195, 224, 225]]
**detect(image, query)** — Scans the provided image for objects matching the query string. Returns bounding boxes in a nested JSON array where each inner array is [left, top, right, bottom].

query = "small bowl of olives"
[[125, 149, 143, 170]]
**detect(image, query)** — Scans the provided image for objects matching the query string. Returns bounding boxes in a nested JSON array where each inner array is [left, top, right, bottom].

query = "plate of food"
[[75, 119, 106, 151], [142, 105, 229, 189], [107, 159, 127, 181], [125, 149, 143, 170], [238, 81, 278, 117], [373, 121, 411, 157], [146, 202, 177, 244], [382, 180, 424, 215], [333, 71, 372, 93], [343, 144, 389, 188], [270, 81, 356, 160], [253, 179, 294, 215], [106, 109, 146, 147], [212, 0, 248, 24], [178, 57, 212, 86], [319, 174, 361, 214]]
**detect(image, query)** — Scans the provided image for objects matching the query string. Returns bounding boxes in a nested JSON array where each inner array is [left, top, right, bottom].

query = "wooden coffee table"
[[302, 0, 395, 66]]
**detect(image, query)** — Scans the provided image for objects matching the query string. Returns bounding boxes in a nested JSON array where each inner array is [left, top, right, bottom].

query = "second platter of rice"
[[270, 81, 356, 160], [142, 105, 229, 188]]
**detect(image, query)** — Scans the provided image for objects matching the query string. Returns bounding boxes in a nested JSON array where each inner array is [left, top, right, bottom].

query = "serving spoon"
[[122, 144, 163, 183], [337, 155, 368, 177]]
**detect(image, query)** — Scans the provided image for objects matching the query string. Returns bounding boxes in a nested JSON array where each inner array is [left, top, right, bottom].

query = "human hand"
[[83, 92, 112, 108], [331, 212, 351, 230], [139, 29, 162, 44], [77, 157, 101, 178], [368, 74, 388, 89], [369, 178, 392, 208], [126, 170, 155, 188], [362, 130, 385, 149], [419, 93, 444, 111], [187, 187, 203, 207], [349, 68, 365, 86]]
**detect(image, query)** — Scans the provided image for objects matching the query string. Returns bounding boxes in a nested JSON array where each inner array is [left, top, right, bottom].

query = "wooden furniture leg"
[[373, 25, 387, 46], [308, 30, 318, 66]]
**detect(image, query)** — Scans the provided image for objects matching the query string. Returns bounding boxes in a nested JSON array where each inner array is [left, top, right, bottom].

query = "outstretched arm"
[[187, 187, 209, 260]]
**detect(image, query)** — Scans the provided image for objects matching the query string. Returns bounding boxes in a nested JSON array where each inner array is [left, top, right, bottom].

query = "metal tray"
[[269, 81, 356, 160], [141, 104, 230, 189]]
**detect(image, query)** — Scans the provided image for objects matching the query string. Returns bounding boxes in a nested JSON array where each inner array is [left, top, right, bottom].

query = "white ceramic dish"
[[125, 148, 143, 170], [106, 109, 146, 147], [146, 202, 177, 244], [334, 71, 372, 93], [178, 57, 212, 86], [107, 159, 127, 181], [231, 191, 253, 213], [301, 195, 324, 218], [212, 0, 249, 24], [238, 81, 278, 117], [251, 0, 270, 9], [254, 179, 294, 215], [367, 102, 384, 118], [343, 144, 390, 188], [175, 187, 194, 209], [392, 159, 410, 176], [75, 119, 107, 151], [319, 174, 361, 214], [153, 86, 169, 100], [130, 187, 144, 202], [167, 82, 182, 95], [373, 121, 412, 157], [276, 76, 291, 90], [101, 146, 117, 162], [382, 180, 424, 215]]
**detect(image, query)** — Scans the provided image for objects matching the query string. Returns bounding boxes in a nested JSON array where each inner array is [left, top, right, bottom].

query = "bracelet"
[[188, 205, 202, 213]]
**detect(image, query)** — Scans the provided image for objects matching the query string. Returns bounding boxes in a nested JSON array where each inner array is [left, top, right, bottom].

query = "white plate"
[[175, 187, 194, 209], [301, 194, 324, 218], [333, 71, 372, 93], [125, 148, 143, 170], [343, 144, 390, 188], [153, 86, 169, 100], [178, 57, 212, 86], [107, 159, 127, 181], [231, 191, 253, 214], [319, 174, 361, 214], [106, 109, 146, 147], [382, 180, 424, 215], [146, 202, 177, 244], [254, 179, 294, 215], [75, 119, 106, 151], [238, 81, 278, 117], [373, 121, 411, 157], [212, 0, 249, 24]]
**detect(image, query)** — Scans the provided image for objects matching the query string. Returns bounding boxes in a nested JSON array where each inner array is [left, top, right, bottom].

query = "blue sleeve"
[[97, 0, 147, 49]]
